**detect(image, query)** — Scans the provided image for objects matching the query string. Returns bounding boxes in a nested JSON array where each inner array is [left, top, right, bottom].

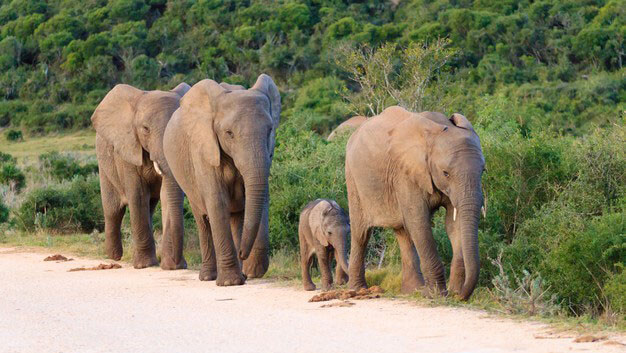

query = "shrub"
[[39, 152, 98, 181], [15, 175, 103, 233], [0, 196, 9, 223], [0, 163, 25, 191], [5, 128, 23, 141], [0, 152, 16, 164]]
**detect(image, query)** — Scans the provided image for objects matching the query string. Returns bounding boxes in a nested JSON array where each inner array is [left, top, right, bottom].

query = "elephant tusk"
[[481, 206, 486, 218], [153, 161, 163, 176], [453, 207, 457, 221]]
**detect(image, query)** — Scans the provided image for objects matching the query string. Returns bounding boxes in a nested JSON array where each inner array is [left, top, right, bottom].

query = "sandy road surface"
[[0, 248, 624, 353]]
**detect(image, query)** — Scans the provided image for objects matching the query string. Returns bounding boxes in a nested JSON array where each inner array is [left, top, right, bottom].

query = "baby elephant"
[[299, 199, 350, 291]]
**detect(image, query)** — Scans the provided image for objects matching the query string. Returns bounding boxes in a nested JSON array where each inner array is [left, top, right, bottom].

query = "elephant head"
[[178, 74, 281, 261], [91, 82, 191, 173], [389, 110, 485, 299], [310, 200, 350, 274]]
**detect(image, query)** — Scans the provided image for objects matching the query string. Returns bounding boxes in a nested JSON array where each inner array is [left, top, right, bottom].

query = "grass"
[[0, 130, 96, 165]]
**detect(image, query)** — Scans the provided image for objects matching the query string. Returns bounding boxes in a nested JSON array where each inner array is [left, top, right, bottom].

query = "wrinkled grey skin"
[[299, 199, 350, 291], [92, 82, 190, 270], [345, 106, 485, 300], [163, 74, 280, 286]]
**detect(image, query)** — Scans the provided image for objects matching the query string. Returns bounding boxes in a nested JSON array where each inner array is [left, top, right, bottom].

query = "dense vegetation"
[[0, 0, 623, 322]]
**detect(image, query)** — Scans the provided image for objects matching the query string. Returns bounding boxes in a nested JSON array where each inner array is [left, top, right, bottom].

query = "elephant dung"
[[44, 254, 73, 262], [309, 286, 384, 302], [68, 263, 122, 272]]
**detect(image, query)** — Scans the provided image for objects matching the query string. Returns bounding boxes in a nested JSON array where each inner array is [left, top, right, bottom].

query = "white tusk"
[[453, 207, 457, 221], [153, 161, 163, 176], [482, 206, 486, 218]]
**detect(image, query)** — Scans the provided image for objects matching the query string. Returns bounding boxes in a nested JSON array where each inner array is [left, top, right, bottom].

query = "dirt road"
[[0, 248, 623, 353]]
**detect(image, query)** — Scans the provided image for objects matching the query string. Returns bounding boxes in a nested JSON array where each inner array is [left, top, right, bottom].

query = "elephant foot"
[[348, 277, 368, 291], [216, 269, 246, 286], [160, 255, 188, 270], [321, 282, 333, 291], [199, 265, 217, 281], [336, 272, 349, 286], [303, 282, 316, 291], [400, 273, 424, 294], [105, 243, 123, 261], [242, 249, 269, 279], [133, 254, 159, 269], [421, 284, 448, 299]]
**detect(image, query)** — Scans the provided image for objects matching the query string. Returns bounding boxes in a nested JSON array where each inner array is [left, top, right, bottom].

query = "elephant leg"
[[301, 246, 315, 291], [191, 204, 216, 281], [334, 249, 349, 286], [159, 176, 187, 270], [348, 222, 371, 291], [206, 196, 245, 286], [242, 202, 270, 279], [316, 247, 333, 291], [100, 174, 125, 261], [403, 208, 447, 297], [127, 187, 158, 269], [445, 204, 464, 295], [395, 227, 425, 294], [229, 211, 244, 266], [347, 176, 371, 290]]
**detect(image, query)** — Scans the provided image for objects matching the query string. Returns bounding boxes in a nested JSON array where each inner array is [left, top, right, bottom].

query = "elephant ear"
[[220, 82, 246, 91], [171, 82, 191, 97], [310, 201, 330, 247], [179, 79, 226, 167], [91, 84, 144, 166], [388, 111, 448, 195], [450, 113, 474, 131], [251, 74, 281, 130]]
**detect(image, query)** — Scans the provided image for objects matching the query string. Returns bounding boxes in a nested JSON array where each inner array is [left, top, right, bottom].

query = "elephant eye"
[[328, 231, 332, 235], [443, 171, 450, 178], [141, 125, 150, 133], [226, 130, 234, 138]]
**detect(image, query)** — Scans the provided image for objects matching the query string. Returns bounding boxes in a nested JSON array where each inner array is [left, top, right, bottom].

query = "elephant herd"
[[92, 74, 486, 300]]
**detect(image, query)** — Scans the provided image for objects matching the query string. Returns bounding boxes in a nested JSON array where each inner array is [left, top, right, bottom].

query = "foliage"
[[15, 174, 103, 233], [335, 39, 457, 115], [4, 128, 23, 141], [0, 195, 9, 223], [0, 156, 25, 192], [38, 151, 98, 181], [489, 251, 560, 316]]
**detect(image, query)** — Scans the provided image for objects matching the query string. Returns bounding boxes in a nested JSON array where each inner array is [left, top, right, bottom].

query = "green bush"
[[0, 196, 9, 224], [16, 175, 103, 233], [0, 163, 25, 191], [604, 267, 626, 314], [39, 152, 98, 181], [4, 128, 23, 141]]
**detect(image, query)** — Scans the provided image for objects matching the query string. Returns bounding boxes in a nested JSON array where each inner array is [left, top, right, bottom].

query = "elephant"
[[345, 106, 485, 300], [163, 74, 281, 286], [91, 82, 190, 270], [298, 199, 350, 291], [327, 116, 366, 141]]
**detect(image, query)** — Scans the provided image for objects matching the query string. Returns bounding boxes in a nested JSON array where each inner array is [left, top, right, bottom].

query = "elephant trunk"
[[164, 176, 185, 265], [238, 151, 270, 261], [336, 243, 349, 274], [457, 197, 481, 300]]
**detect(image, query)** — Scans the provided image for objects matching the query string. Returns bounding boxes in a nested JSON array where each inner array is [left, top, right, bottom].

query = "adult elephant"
[[327, 116, 366, 141], [92, 82, 190, 270], [345, 106, 485, 300], [163, 74, 280, 286]]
